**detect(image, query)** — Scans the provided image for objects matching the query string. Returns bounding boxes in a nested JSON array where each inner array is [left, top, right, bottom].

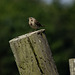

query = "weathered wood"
[[69, 59, 75, 75], [9, 29, 59, 75]]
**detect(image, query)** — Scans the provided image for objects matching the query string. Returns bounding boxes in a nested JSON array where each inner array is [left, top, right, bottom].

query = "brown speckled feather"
[[35, 20, 43, 27]]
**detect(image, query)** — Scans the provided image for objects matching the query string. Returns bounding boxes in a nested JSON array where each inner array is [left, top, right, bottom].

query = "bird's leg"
[[31, 29, 34, 32], [35, 28, 39, 31], [35, 29, 37, 31]]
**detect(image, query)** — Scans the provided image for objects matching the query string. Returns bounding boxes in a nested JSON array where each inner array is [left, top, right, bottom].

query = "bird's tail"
[[41, 24, 45, 27]]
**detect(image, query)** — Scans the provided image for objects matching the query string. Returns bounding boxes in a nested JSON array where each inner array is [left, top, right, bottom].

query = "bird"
[[28, 17, 43, 30]]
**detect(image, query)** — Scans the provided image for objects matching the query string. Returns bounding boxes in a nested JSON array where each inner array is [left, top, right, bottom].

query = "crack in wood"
[[27, 37, 44, 74]]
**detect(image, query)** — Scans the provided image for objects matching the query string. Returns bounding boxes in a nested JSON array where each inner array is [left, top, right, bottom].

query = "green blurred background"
[[0, 0, 75, 75]]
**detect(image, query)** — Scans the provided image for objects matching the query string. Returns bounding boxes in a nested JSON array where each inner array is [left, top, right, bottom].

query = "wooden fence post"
[[69, 59, 75, 75], [9, 29, 59, 75]]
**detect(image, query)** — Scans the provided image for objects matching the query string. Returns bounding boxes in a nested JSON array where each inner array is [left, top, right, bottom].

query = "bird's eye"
[[31, 20, 33, 21]]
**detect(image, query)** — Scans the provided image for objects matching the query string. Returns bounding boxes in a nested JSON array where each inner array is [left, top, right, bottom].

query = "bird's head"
[[28, 17, 35, 22]]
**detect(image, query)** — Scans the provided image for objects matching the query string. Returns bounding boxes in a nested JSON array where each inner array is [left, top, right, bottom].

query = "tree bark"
[[69, 59, 75, 75], [9, 29, 59, 75]]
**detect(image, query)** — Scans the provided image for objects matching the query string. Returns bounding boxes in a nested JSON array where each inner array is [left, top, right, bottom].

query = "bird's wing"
[[35, 20, 43, 27]]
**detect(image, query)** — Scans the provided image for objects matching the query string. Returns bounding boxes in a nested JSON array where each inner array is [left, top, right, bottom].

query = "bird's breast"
[[29, 20, 39, 29]]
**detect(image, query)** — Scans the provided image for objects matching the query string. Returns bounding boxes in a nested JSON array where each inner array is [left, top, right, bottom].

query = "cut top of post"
[[9, 29, 45, 43]]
